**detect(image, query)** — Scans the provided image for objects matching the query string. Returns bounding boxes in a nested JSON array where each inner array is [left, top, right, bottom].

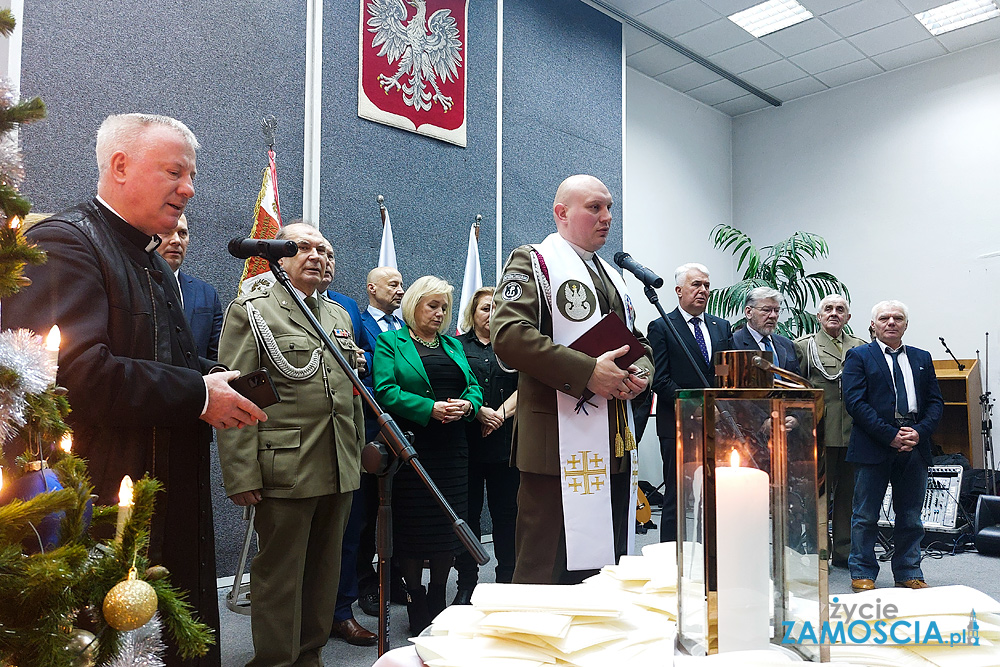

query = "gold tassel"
[[614, 400, 625, 457]]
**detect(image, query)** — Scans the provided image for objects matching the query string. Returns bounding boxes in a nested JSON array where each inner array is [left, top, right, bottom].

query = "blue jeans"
[[849, 450, 927, 582]]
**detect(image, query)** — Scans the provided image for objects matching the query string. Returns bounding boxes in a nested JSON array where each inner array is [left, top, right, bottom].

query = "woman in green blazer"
[[373, 275, 483, 633]]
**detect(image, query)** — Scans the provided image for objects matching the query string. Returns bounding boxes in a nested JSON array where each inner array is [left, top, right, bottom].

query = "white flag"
[[378, 206, 397, 269], [456, 223, 483, 334]]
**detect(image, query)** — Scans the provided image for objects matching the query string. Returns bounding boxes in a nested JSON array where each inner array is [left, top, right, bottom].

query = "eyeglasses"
[[752, 306, 781, 315]]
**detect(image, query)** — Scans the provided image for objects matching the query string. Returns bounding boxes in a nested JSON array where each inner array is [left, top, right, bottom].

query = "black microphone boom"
[[614, 252, 664, 288], [228, 237, 299, 261]]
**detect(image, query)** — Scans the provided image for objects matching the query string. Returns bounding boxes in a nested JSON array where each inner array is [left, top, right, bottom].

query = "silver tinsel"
[[110, 612, 166, 667], [0, 328, 57, 442]]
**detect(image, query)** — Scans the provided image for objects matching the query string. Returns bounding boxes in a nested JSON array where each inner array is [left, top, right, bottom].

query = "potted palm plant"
[[707, 224, 851, 338]]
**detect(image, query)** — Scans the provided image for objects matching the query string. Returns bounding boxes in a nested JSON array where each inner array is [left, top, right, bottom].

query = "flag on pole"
[[238, 149, 283, 295], [456, 222, 483, 334], [378, 202, 397, 270]]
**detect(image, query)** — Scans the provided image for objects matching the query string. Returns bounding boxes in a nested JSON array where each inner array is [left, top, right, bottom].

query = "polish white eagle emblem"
[[366, 0, 463, 113]]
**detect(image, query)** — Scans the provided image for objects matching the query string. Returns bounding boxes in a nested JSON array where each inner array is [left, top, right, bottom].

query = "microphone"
[[752, 354, 813, 388], [939, 337, 966, 371], [614, 252, 663, 288], [228, 237, 299, 261]]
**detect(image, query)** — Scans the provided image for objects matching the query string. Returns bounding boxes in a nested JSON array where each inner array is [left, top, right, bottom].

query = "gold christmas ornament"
[[103, 567, 158, 631], [64, 628, 97, 667]]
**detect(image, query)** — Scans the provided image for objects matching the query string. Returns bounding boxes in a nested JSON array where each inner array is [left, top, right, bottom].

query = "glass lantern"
[[675, 386, 829, 662]]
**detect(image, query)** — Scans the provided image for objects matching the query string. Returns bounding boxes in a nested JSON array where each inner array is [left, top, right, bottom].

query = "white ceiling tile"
[[740, 59, 810, 88], [639, 0, 722, 38], [685, 78, 749, 105], [624, 25, 659, 56], [766, 75, 830, 101], [759, 17, 841, 56], [849, 17, 930, 56], [714, 94, 772, 115], [896, 0, 942, 12], [674, 18, 754, 55], [700, 0, 761, 15], [813, 57, 883, 86], [935, 15, 1000, 51], [712, 39, 784, 71], [789, 39, 866, 72], [626, 42, 694, 76], [821, 0, 909, 37], [600, 0, 670, 15], [654, 62, 724, 91], [870, 38, 947, 70], [800, 0, 862, 15]]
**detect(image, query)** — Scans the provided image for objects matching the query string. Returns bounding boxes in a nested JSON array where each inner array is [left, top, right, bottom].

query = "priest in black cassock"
[[1, 113, 267, 667]]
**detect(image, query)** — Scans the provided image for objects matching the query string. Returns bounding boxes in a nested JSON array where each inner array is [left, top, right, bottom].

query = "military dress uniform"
[[794, 328, 866, 565], [217, 283, 364, 667], [491, 244, 653, 585]]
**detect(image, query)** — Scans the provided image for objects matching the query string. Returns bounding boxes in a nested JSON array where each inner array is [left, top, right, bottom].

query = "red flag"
[[238, 150, 283, 295]]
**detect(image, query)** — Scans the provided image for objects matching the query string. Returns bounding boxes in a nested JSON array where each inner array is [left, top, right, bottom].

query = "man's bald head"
[[552, 174, 614, 252], [367, 266, 404, 313]]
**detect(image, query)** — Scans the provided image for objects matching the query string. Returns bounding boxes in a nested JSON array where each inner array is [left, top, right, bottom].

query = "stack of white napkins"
[[410, 546, 1000, 667]]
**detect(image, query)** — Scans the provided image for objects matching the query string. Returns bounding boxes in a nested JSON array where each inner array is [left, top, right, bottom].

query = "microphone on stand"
[[939, 337, 966, 371], [614, 252, 664, 288], [228, 237, 299, 261]]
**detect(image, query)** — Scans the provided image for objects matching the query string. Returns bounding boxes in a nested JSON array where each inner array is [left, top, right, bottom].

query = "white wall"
[[733, 40, 1000, 422], [624, 68, 735, 486]]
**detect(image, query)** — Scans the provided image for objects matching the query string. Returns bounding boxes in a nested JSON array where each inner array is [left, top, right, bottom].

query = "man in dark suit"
[[355, 265, 407, 615], [842, 300, 943, 592], [157, 214, 223, 361], [731, 286, 801, 375], [647, 263, 732, 543]]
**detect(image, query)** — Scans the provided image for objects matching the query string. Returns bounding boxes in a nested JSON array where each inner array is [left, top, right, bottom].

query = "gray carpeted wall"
[[15, 0, 621, 578]]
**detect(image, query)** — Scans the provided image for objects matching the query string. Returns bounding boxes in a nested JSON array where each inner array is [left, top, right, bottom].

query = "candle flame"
[[730, 449, 741, 468], [9, 216, 20, 230], [45, 326, 61, 352], [118, 475, 134, 507], [59, 433, 73, 453]]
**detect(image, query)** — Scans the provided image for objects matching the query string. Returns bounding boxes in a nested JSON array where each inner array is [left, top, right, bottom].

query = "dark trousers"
[[455, 460, 520, 587], [334, 488, 364, 621], [512, 466, 630, 585], [659, 435, 678, 543], [827, 447, 855, 563], [849, 450, 927, 583]]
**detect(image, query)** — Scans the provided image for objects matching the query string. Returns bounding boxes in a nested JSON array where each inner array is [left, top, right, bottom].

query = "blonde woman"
[[373, 275, 483, 633]]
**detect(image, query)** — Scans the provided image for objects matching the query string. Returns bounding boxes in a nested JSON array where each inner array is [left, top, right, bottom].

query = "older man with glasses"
[[732, 286, 800, 374]]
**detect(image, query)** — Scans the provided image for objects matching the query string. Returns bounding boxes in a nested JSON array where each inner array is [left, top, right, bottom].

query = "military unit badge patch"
[[556, 280, 596, 321], [501, 282, 523, 301]]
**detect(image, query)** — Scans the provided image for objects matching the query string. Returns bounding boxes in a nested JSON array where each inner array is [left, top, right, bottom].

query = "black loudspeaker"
[[974, 495, 1000, 556]]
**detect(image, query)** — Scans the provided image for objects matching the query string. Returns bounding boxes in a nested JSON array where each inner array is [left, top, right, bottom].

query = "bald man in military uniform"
[[492, 174, 653, 585], [217, 223, 365, 666]]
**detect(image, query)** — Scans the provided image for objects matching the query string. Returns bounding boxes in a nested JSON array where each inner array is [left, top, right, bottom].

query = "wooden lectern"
[[933, 359, 984, 468]]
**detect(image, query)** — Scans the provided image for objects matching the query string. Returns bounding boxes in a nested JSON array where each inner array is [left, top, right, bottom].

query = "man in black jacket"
[[2, 113, 267, 667], [647, 263, 732, 542]]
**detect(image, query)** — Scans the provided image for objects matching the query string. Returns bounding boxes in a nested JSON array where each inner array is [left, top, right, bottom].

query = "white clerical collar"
[[96, 194, 161, 252]]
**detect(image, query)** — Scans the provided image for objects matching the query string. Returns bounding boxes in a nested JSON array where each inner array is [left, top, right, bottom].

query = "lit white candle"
[[45, 325, 61, 373], [115, 475, 134, 543], [715, 449, 770, 652]]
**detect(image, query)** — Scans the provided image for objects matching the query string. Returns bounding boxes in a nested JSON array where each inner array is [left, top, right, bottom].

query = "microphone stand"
[[939, 337, 966, 371], [265, 261, 489, 656], [978, 334, 996, 495]]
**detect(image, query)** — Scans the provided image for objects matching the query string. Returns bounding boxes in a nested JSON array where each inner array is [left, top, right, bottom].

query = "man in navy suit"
[[842, 300, 942, 592], [647, 263, 732, 542], [356, 266, 407, 615], [157, 214, 223, 361], [731, 286, 801, 375]]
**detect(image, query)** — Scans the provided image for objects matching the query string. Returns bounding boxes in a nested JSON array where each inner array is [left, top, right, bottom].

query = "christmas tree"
[[0, 10, 212, 667]]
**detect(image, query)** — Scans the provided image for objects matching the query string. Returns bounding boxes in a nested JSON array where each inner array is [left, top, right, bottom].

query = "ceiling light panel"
[[916, 0, 1000, 35], [728, 0, 814, 38]]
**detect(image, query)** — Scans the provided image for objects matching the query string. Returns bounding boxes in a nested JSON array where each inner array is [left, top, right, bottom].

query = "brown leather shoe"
[[851, 578, 876, 592], [895, 579, 929, 589], [330, 617, 378, 646]]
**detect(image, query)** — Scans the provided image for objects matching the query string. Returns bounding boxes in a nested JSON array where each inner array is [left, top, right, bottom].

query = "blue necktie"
[[383, 314, 398, 331], [762, 336, 780, 380], [888, 348, 910, 417], [690, 317, 710, 364]]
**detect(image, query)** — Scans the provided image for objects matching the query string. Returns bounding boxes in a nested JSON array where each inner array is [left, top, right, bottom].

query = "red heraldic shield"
[[359, 0, 468, 147]]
